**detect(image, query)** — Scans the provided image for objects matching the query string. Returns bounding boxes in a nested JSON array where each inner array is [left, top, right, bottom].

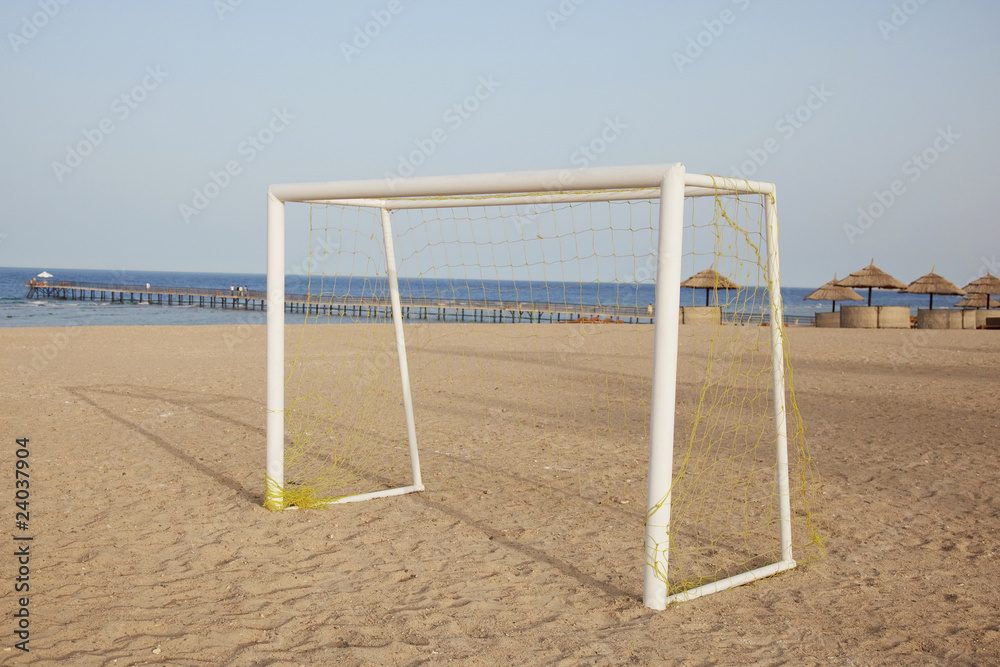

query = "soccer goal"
[[265, 163, 820, 610]]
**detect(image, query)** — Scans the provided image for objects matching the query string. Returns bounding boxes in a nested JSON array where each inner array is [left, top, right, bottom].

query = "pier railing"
[[24, 280, 657, 323], [27, 280, 265, 298], [24, 279, 814, 325]]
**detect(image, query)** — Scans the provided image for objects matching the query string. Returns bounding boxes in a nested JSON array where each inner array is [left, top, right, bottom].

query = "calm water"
[[0, 266, 966, 328]]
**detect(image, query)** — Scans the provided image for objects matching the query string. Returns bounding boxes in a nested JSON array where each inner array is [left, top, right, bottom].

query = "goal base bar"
[[661, 559, 797, 608], [320, 484, 425, 507]]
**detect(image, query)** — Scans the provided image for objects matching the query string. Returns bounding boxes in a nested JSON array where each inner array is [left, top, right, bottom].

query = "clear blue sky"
[[1, 0, 997, 287]]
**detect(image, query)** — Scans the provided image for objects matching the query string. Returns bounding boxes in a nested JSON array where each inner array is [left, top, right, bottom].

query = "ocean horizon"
[[0, 266, 974, 328]]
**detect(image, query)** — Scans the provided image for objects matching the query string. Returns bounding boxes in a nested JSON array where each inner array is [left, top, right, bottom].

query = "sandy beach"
[[2, 323, 999, 665]]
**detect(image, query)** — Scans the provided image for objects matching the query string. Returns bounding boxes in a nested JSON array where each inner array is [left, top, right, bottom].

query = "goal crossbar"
[[265, 163, 793, 611], [269, 164, 775, 204], [286, 182, 764, 211]]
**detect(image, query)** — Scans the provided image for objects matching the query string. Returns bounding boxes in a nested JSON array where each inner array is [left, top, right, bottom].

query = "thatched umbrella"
[[836, 260, 906, 306], [901, 269, 965, 309], [955, 293, 1000, 309], [680, 268, 739, 307], [961, 273, 1000, 311], [804, 275, 864, 312]]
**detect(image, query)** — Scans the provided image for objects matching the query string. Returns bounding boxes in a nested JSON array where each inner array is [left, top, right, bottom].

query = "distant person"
[[146, 282, 150, 290], [230, 285, 235, 296]]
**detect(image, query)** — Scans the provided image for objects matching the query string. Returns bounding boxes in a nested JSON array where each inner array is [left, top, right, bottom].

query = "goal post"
[[265, 189, 424, 508], [265, 163, 804, 609]]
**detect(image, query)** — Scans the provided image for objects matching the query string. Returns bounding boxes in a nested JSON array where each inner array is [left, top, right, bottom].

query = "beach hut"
[[804, 275, 863, 312], [836, 261, 906, 306], [901, 269, 965, 309], [955, 293, 1000, 309], [680, 268, 739, 307], [961, 273, 1000, 310]]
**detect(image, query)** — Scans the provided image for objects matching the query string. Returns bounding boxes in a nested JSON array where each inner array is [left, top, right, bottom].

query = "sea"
[[0, 266, 965, 328]]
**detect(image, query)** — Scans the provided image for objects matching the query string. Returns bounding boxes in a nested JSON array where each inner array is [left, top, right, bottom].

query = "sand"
[[1, 323, 999, 665]]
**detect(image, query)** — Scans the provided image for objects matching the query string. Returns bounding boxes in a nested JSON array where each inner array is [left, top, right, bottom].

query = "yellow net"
[[658, 189, 825, 594], [271, 186, 824, 597]]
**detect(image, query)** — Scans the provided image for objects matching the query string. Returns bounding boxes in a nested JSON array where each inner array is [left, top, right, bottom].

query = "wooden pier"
[[24, 280, 656, 324]]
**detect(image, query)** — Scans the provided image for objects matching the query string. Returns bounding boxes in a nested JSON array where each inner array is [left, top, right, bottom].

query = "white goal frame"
[[265, 163, 794, 610]]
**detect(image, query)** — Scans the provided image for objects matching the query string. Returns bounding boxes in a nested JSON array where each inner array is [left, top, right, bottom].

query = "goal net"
[[264, 164, 822, 609]]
